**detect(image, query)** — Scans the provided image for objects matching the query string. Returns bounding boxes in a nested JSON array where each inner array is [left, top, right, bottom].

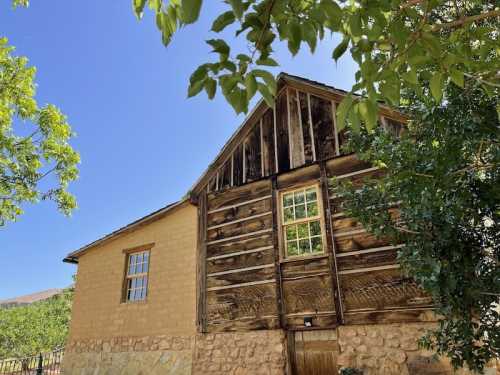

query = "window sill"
[[280, 253, 328, 264]]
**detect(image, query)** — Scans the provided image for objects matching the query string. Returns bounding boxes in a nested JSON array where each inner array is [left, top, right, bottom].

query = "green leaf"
[[302, 22, 317, 53], [287, 20, 302, 56], [133, 0, 147, 18], [348, 102, 361, 132], [256, 57, 279, 67], [430, 72, 444, 102], [245, 73, 257, 101], [148, 0, 162, 12], [449, 68, 464, 88], [252, 69, 277, 95], [180, 0, 202, 23], [228, 0, 244, 19], [332, 37, 349, 62], [358, 99, 377, 131], [402, 69, 418, 85], [204, 78, 217, 99], [348, 13, 362, 37], [258, 83, 274, 108], [188, 78, 205, 97], [496, 104, 500, 122], [336, 94, 353, 131], [189, 64, 209, 84], [206, 39, 230, 61], [211, 10, 235, 32]]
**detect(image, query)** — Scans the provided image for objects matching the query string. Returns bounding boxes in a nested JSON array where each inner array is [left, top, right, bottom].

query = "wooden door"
[[292, 330, 339, 375]]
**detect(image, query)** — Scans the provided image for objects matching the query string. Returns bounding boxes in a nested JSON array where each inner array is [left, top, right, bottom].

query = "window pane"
[[143, 252, 149, 264], [295, 204, 306, 219], [283, 207, 294, 223], [299, 239, 310, 254], [294, 191, 305, 204], [286, 225, 297, 241], [143, 260, 149, 273], [307, 201, 318, 217], [310, 220, 321, 236], [287, 240, 299, 256], [283, 193, 294, 207], [128, 262, 134, 276], [297, 223, 309, 239], [306, 188, 317, 202], [127, 288, 133, 301], [136, 253, 143, 264], [311, 237, 323, 253]]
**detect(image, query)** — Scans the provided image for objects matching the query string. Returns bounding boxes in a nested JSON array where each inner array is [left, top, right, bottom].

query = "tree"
[[0, 288, 73, 359], [132, 0, 499, 126], [336, 81, 499, 372], [0, 32, 79, 225]]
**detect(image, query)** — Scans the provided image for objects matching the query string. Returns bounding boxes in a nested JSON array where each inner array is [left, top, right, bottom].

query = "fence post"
[[36, 353, 43, 375]]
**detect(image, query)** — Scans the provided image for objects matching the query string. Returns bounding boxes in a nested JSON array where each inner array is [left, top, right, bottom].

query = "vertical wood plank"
[[307, 93, 317, 161], [245, 124, 262, 182], [288, 88, 305, 168], [273, 106, 279, 174], [260, 119, 265, 177], [320, 162, 344, 324], [271, 176, 286, 329], [233, 143, 244, 186], [310, 95, 336, 161], [230, 153, 234, 187], [243, 141, 247, 184], [331, 101, 340, 156], [298, 91, 314, 164], [262, 109, 276, 177], [276, 91, 290, 172], [196, 190, 208, 332]]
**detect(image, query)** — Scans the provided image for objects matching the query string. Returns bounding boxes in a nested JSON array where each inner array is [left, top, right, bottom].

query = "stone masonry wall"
[[62, 330, 287, 375], [337, 323, 497, 375], [61, 335, 194, 375], [192, 330, 287, 375]]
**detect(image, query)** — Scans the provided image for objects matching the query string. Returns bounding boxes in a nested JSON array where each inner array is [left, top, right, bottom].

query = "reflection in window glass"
[[281, 186, 324, 257]]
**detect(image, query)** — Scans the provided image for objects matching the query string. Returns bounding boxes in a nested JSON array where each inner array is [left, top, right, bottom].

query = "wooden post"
[[271, 176, 286, 329], [196, 190, 208, 332], [319, 162, 344, 324]]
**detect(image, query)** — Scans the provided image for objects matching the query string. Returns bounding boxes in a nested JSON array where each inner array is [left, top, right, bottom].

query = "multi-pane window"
[[124, 250, 149, 302], [281, 186, 324, 257]]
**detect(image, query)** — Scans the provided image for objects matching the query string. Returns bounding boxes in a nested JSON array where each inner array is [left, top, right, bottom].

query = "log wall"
[[196, 81, 425, 333]]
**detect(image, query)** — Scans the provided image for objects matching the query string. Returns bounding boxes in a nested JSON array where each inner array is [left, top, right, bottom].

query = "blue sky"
[[0, 1, 356, 300]]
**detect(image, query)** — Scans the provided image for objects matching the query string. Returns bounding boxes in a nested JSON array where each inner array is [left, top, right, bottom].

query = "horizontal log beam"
[[207, 195, 272, 214], [207, 279, 276, 291], [206, 245, 274, 261], [207, 263, 275, 277]]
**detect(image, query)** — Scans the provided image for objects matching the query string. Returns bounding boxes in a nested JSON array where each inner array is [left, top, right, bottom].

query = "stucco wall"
[[68, 202, 198, 341]]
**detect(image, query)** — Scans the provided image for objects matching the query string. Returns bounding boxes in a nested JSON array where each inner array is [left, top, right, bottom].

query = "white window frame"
[[123, 249, 150, 303], [279, 184, 327, 259]]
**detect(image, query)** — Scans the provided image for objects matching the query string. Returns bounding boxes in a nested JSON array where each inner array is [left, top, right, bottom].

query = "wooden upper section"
[[191, 73, 406, 197]]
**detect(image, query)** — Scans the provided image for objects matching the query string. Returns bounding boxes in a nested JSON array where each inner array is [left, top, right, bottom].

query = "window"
[[124, 250, 150, 302], [281, 185, 325, 258]]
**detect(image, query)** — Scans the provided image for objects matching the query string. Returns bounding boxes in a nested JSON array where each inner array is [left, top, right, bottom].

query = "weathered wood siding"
[[196, 80, 431, 332]]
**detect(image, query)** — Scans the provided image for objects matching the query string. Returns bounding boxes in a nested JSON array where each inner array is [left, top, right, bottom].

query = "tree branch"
[[431, 9, 500, 31]]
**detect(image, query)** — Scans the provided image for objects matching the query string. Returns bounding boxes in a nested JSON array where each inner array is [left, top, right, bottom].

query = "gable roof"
[[63, 199, 188, 263], [0, 288, 63, 308]]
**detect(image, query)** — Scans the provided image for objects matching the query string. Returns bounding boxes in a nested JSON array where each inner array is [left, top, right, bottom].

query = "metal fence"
[[0, 348, 64, 375]]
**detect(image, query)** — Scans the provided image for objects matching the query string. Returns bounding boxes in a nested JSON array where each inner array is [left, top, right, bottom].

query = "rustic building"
[[61, 74, 498, 375]]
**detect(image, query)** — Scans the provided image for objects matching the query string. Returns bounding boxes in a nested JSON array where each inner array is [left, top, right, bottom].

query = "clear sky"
[[0, 1, 357, 300]]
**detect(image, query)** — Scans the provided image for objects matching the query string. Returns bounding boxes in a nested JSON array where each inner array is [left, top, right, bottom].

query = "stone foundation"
[[337, 323, 497, 375], [61, 330, 286, 375], [193, 330, 286, 375], [62, 335, 194, 375], [62, 325, 497, 374]]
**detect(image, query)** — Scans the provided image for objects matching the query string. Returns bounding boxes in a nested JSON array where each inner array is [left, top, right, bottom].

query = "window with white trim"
[[124, 250, 149, 302], [281, 185, 325, 257]]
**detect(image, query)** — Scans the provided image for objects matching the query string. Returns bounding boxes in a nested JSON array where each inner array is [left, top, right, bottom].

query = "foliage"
[[335, 81, 499, 372], [0, 37, 79, 226], [132, 0, 499, 126], [0, 289, 73, 359]]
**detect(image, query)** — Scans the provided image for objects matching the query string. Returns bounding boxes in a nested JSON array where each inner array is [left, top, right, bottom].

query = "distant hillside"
[[0, 288, 63, 309]]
